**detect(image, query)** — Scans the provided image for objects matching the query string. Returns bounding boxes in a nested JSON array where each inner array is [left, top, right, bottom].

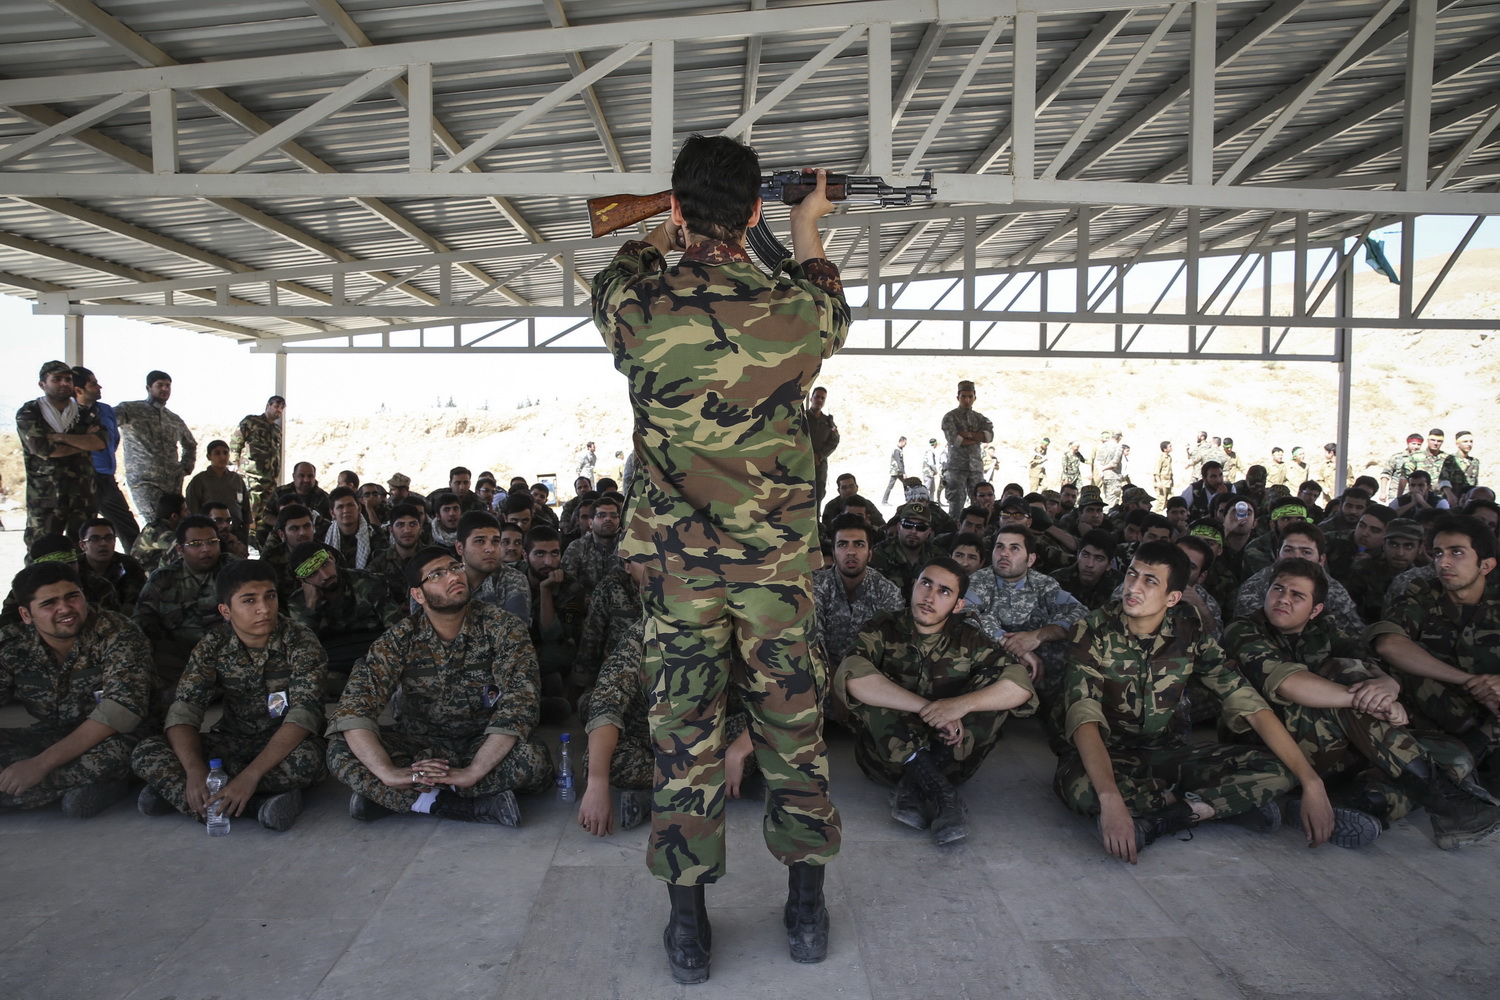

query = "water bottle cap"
[[208, 758, 223, 769], [559, 733, 571, 743]]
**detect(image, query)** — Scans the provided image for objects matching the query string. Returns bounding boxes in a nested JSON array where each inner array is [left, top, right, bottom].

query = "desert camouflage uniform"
[[1028, 446, 1048, 493], [129, 518, 179, 575], [1054, 603, 1296, 819], [87, 553, 149, 611], [836, 610, 1036, 785], [593, 237, 846, 885], [560, 533, 618, 601], [114, 398, 196, 520], [325, 601, 554, 811], [1366, 577, 1500, 744], [575, 566, 641, 688], [1153, 452, 1174, 503], [810, 565, 904, 669], [0, 610, 152, 809], [230, 411, 282, 532], [131, 618, 328, 815], [473, 565, 531, 623], [869, 537, 946, 601], [1233, 564, 1364, 635], [941, 407, 994, 519], [1223, 611, 1471, 822], [291, 566, 404, 695], [1050, 564, 1124, 613], [134, 554, 238, 690], [1094, 439, 1124, 508], [16, 398, 103, 549], [1266, 460, 1290, 488]]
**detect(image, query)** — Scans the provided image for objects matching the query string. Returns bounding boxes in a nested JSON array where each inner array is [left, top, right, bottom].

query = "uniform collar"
[[681, 240, 753, 266]]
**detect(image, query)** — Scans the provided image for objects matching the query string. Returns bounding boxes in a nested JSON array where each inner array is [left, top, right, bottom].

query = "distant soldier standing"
[[807, 386, 840, 516], [231, 395, 285, 535], [941, 380, 994, 520], [16, 361, 103, 549], [882, 436, 907, 505], [116, 370, 197, 522]]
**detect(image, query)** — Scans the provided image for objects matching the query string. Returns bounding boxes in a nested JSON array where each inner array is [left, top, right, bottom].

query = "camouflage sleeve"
[[833, 625, 886, 709], [178, 419, 197, 474], [326, 629, 403, 734], [975, 412, 994, 444], [1045, 588, 1088, 630], [968, 642, 1039, 717], [133, 574, 170, 644], [229, 418, 247, 465], [486, 611, 540, 740], [1192, 632, 1270, 733], [281, 620, 329, 736], [575, 598, 610, 680], [591, 240, 667, 341], [1062, 618, 1114, 742], [941, 410, 962, 447], [164, 629, 221, 730], [584, 637, 641, 734], [1363, 582, 1427, 648], [1441, 454, 1470, 492], [15, 404, 51, 458], [1221, 620, 1307, 706], [90, 615, 153, 734], [784, 258, 850, 359]]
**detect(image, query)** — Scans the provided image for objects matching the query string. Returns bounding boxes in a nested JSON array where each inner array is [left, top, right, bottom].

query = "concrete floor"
[[3, 711, 1498, 1000]]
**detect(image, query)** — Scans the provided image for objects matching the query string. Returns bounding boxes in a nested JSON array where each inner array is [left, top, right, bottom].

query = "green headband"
[[294, 548, 332, 580], [1271, 504, 1308, 522], [33, 550, 75, 565], [1189, 524, 1223, 541]]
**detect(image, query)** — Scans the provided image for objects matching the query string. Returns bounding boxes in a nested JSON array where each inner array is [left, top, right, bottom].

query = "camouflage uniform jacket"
[[1365, 576, 1500, 677], [229, 412, 282, 484], [1323, 529, 1363, 584], [1093, 440, 1123, 481], [88, 553, 149, 610], [1233, 565, 1364, 635], [328, 600, 540, 743], [1265, 461, 1290, 488], [592, 238, 850, 584], [364, 545, 417, 603], [1342, 553, 1401, 624], [0, 562, 122, 628], [964, 567, 1087, 641], [584, 620, 649, 745], [809, 409, 840, 463], [129, 519, 179, 575], [1406, 449, 1469, 493], [560, 533, 618, 599], [888, 446, 905, 478], [834, 609, 1037, 716], [1383, 564, 1437, 616], [869, 537, 946, 600], [1063, 603, 1270, 748], [1061, 451, 1082, 487], [941, 407, 993, 474], [1154, 452, 1173, 494], [114, 398, 196, 491], [575, 566, 641, 684], [165, 618, 326, 740], [472, 565, 531, 623], [134, 554, 238, 650], [0, 609, 152, 735], [1049, 564, 1125, 613], [1456, 453, 1480, 489], [1222, 610, 1373, 707], [811, 565, 905, 668], [16, 397, 104, 512], [290, 567, 404, 643]]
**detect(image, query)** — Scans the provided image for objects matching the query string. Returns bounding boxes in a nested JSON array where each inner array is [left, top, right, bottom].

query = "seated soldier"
[[131, 493, 187, 575], [574, 558, 644, 690], [870, 501, 945, 600], [1174, 535, 1225, 635], [1164, 496, 1190, 538], [203, 501, 250, 560], [522, 525, 586, 724], [1325, 502, 1393, 583], [1390, 469, 1450, 516], [1211, 493, 1258, 582], [814, 514, 905, 669], [323, 486, 386, 571], [257, 462, 331, 548], [260, 503, 316, 600], [385, 472, 425, 513], [365, 502, 424, 603], [994, 497, 1071, 574], [135, 514, 239, 700], [1232, 523, 1364, 634], [1224, 558, 1500, 850], [1319, 486, 1372, 533], [1050, 529, 1122, 611], [530, 482, 561, 529], [0, 562, 153, 817], [429, 492, 463, 547], [948, 532, 987, 577], [78, 518, 148, 610], [450, 511, 530, 623], [561, 492, 622, 603], [836, 557, 1037, 845], [558, 487, 596, 547], [1239, 497, 1314, 578], [336, 470, 360, 491], [287, 542, 402, 697], [132, 560, 328, 832], [819, 472, 862, 527], [442, 466, 486, 515], [499, 492, 533, 538], [1368, 515, 1500, 773], [1055, 542, 1330, 863], [1344, 518, 1423, 624], [935, 506, 990, 553], [358, 481, 390, 529], [1297, 479, 1327, 522], [326, 545, 554, 825], [1067, 486, 1108, 540]]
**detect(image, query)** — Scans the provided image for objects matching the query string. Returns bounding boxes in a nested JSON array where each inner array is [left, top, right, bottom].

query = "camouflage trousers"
[[1054, 737, 1295, 820], [247, 477, 278, 542], [644, 571, 841, 885], [847, 701, 1011, 787], [1402, 674, 1492, 743], [1029, 468, 1046, 493], [582, 710, 755, 793], [326, 730, 554, 812], [23, 497, 95, 554], [0, 724, 136, 810], [944, 469, 983, 521], [1099, 473, 1124, 508], [131, 730, 328, 817]]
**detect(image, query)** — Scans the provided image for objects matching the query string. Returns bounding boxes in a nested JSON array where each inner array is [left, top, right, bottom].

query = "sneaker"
[[1227, 800, 1282, 833], [1287, 798, 1381, 848], [616, 788, 651, 831], [136, 784, 176, 817], [348, 791, 393, 821], [257, 789, 305, 832], [59, 779, 129, 819]]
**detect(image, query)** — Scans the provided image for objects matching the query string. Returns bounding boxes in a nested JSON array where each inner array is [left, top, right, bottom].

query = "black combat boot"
[[784, 862, 830, 963], [1107, 798, 1196, 852], [1397, 758, 1500, 850], [906, 747, 969, 845], [663, 883, 711, 984], [889, 768, 931, 830], [429, 789, 521, 826]]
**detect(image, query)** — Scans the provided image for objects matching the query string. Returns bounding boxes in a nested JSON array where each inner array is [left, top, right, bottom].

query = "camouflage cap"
[[997, 497, 1031, 515], [1123, 486, 1156, 504], [387, 473, 411, 488], [1266, 483, 1293, 500], [1077, 486, 1105, 508], [895, 501, 933, 524], [1385, 517, 1423, 542], [1041, 489, 1061, 502], [38, 359, 71, 380], [956, 380, 975, 393], [904, 483, 932, 503]]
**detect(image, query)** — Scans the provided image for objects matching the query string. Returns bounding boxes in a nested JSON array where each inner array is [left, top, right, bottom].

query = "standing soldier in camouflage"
[[1028, 438, 1050, 493], [882, 436, 907, 505], [922, 438, 941, 499], [115, 370, 197, 522], [1056, 541, 1336, 863], [326, 545, 554, 825], [1154, 441, 1174, 508], [132, 560, 327, 831], [230, 395, 284, 534], [16, 361, 104, 550], [807, 386, 840, 516], [1061, 441, 1083, 490], [592, 135, 845, 983], [1095, 431, 1125, 508], [1454, 431, 1480, 492], [0, 562, 154, 817], [940, 381, 994, 520]]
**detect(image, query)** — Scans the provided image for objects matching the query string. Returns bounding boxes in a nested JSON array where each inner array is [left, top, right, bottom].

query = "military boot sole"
[[616, 788, 651, 831], [257, 789, 305, 832], [60, 779, 129, 819], [1431, 805, 1500, 851], [136, 784, 176, 817], [1289, 799, 1381, 849]]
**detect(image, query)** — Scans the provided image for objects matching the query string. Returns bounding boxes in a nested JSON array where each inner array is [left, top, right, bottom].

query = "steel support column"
[[1335, 262, 1352, 490], [63, 314, 84, 366], [274, 350, 288, 485]]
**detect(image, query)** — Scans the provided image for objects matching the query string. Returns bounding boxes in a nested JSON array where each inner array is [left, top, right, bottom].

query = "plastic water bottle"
[[557, 733, 576, 803], [205, 758, 231, 837]]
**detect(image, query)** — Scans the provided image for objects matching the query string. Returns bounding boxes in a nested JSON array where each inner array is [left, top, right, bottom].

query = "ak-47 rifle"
[[588, 169, 936, 270]]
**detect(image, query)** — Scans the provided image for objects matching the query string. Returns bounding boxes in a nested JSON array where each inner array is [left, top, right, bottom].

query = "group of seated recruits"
[[3, 460, 1498, 864]]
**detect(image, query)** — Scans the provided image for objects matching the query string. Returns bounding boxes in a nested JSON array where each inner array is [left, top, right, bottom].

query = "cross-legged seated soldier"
[[836, 557, 1036, 845], [325, 546, 554, 825], [132, 560, 327, 831], [286, 541, 402, 698], [1222, 558, 1500, 850], [0, 562, 153, 817], [1055, 541, 1334, 863]]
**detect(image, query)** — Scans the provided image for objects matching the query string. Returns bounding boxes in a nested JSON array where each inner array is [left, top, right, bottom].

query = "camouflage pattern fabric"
[[1, 560, 122, 629], [641, 570, 841, 885], [1054, 603, 1293, 819], [472, 565, 531, 624], [88, 553, 149, 611], [230, 411, 282, 529], [291, 567, 404, 644], [1382, 564, 1436, 617], [16, 397, 102, 548], [1455, 453, 1480, 490], [868, 537, 946, 601], [129, 519, 179, 576], [1154, 452, 1174, 502], [1061, 451, 1082, 488], [1405, 449, 1469, 494], [1093, 440, 1124, 507], [258, 485, 331, 546], [529, 576, 587, 691], [364, 545, 416, 604], [835, 609, 1036, 785], [0, 609, 154, 809], [1322, 529, 1363, 583], [1049, 564, 1124, 613], [134, 555, 238, 686], [1028, 446, 1048, 493], [941, 406, 993, 517], [327, 728, 553, 812], [963, 567, 1087, 722], [574, 566, 641, 688], [1233, 564, 1364, 635], [810, 565, 904, 669], [560, 534, 618, 601], [1342, 553, 1401, 625], [808, 408, 839, 513], [131, 730, 327, 818], [114, 398, 196, 517]]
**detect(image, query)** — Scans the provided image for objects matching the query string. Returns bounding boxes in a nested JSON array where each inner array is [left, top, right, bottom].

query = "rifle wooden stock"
[[589, 191, 673, 238]]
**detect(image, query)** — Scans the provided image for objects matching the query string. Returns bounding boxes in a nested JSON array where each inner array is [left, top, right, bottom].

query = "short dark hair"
[[1279, 522, 1327, 557], [1165, 496, 1188, 511], [12, 562, 83, 606], [389, 502, 423, 523], [1272, 557, 1327, 606], [268, 394, 285, 405], [1461, 498, 1500, 522], [457, 510, 502, 544], [146, 369, 171, 385], [201, 501, 231, 517], [70, 364, 96, 387], [1176, 535, 1215, 575], [1200, 461, 1223, 476], [1408, 470, 1432, 486], [155, 493, 187, 521], [176, 514, 217, 545], [1123, 508, 1151, 529], [329, 486, 357, 504], [950, 532, 986, 566], [835, 472, 855, 486], [502, 492, 533, 515], [215, 559, 279, 605], [1141, 513, 1173, 536], [829, 513, 876, 546], [1130, 540, 1190, 593], [593, 494, 622, 515], [79, 517, 115, 538], [960, 506, 988, 524], [523, 524, 561, 553], [1079, 529, 1116, 555], [994, 523, 1035, 556], [338, 470, 360, 487], [435, 491, 461, 511], [499, 521, 525, 538], [671, 133, 761, 242], [205, 438, 229, 454], [276, 503, 313, 532], [596, 477, 619, 493], [1353, 476, 1379, 494], [531, 482, 550, 497], [405, 545, 459, 589], [1433, 514, 1498, 563], [1342, 486, 1371, 503], [450, 466, 471, 480], [1361, 504, 1394, 525], [1160, 440, 1171, 451], [917, 556, 970, 601]]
